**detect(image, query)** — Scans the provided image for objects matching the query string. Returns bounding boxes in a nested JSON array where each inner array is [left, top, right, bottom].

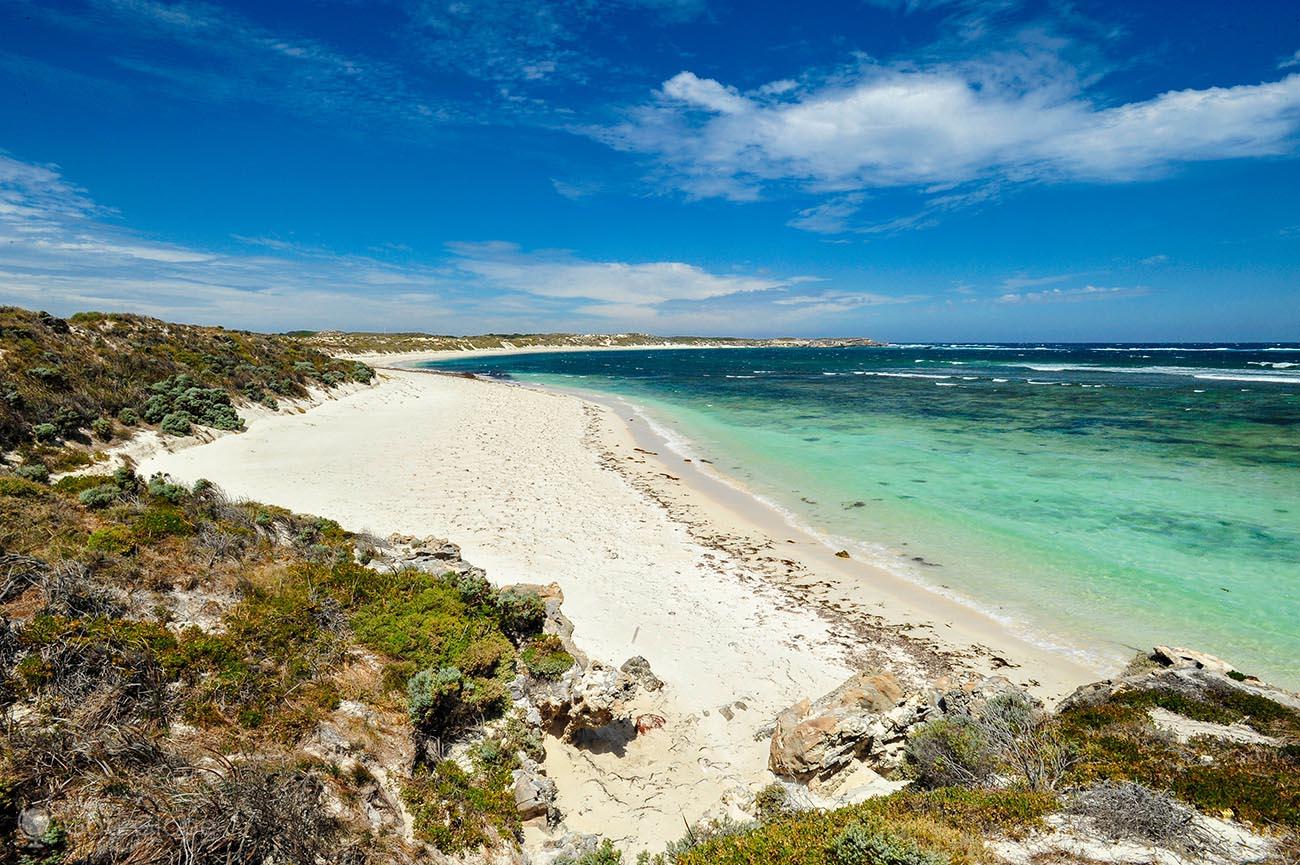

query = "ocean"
[[422, 344, 1300, 687]]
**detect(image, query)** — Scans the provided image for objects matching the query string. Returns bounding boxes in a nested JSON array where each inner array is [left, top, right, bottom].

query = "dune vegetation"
[[0, 307, 373, 471]]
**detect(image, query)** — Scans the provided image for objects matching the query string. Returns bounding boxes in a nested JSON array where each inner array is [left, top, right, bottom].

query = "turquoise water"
[[424, 345, 1300, 686]]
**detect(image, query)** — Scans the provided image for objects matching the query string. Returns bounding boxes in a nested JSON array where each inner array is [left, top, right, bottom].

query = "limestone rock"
[[511, 756, 557, 822], [1061, 646, 1300, 713], [18, 807, 51, 842], [530, 661, 631, 741], [768, 671, 904, 780], [769, 671, 1036, 783], [620, 655, 664, 692], [530, 832, 604, 865]]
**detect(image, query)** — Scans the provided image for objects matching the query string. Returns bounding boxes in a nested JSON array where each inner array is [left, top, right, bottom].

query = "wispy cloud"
[[445, 240, 797, 318], [17, 0, 454, 132], [1280, 49, 1300, 70], [996, 284, 1149, 305], [404, 0, 706, 85], [1, 151, 847, 333], [772, 289, 926, 315]]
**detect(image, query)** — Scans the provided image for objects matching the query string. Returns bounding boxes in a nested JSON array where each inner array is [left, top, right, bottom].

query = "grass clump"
[[521, 634, 575, 680], [402, 758, 520, 854]]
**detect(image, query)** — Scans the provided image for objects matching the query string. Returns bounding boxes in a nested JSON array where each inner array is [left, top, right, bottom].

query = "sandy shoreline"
[[134, 363, 1107, 853]]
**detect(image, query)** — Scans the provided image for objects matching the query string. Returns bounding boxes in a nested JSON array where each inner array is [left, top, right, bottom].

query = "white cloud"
[[772, 289, 926, 314], [1281, 49, 1300, 70], [661, 71, 752, 115], [598, 62, 1300, 222], [446, 240, 792, 308], [996, 284, 1148, 304]]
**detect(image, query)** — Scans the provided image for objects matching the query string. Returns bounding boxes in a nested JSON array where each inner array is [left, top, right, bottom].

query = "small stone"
[[18, 807, 50, 841], [636, 713, 667, 734], [835, 549, 851, 559]]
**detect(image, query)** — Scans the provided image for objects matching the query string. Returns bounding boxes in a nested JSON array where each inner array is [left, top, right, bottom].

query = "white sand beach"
[[135, 365, 1105, 852]]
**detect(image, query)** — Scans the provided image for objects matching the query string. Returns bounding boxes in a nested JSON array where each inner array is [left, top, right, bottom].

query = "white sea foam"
[[1195, 373, 1300, 384], [861, 371, 953, 380]]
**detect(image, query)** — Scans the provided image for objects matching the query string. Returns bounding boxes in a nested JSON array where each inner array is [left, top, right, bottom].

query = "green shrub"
[[147, 475, 189, 504], [86, 525, 135, 555], [351, 362, 375, 384], [521, 634, 574, 680], [32, 422, 58, 442], [117, 407, 140, 426], [754, 783, 792, 822], [90, 417, 114, 441], [828, 822, 949, 865], [907, 716, 995, 789], [402, 760, 520, 853], [134, 507, 194, 541], [496, 589, 546, 641], [29, 366, 63, 383], [407, 665, 465, 729], [159, 412, 193, 436], [77, 483, 121, 508], [144, 375, 244, 433], [14, 463, 50, 484]]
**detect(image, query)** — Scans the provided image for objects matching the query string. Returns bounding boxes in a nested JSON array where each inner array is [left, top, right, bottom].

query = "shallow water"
[[424, 344, 1300, 687]]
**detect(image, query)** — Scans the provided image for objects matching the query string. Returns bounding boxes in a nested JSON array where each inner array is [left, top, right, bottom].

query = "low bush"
[[77, 483, 121, 509], [907, 693, 1072, 792], [160, 411, 193, 436], [86, 525, 135, 555], [133, 506, 194, 541], [907, 716, 995, 789], [521, 634, 574, 680], [146, 474, 189, 504], [496, 588, 546, 640], [144, 375, 244, 434], [556, 839, 623, 865], [754, 783, 793, 822], [14, 463, 49, 483], [90, 417, 114, 440], [1068, 782, 1203, 850], [117, 407, 139, 425], [402, 759, 519, 854], [31, 422, 58, 442], [827, 821, 949, 865]]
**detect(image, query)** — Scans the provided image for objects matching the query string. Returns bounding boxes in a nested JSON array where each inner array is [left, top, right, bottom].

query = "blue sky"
[[1, 0, 1298, 340]]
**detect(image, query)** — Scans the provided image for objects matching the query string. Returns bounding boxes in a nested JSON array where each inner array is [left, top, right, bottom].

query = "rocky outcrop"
[[1061, 646, 1300, 713], [768, 669, 1032, 783], [769, 672, 904, 780], [524, 656, 660, 742], [512, 755, 558, 823]]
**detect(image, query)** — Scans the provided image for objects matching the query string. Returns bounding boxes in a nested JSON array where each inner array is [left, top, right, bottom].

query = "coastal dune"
[[136, 366, 1102, 851]]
